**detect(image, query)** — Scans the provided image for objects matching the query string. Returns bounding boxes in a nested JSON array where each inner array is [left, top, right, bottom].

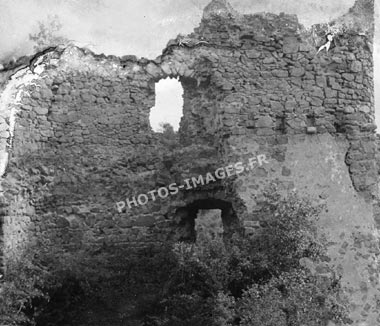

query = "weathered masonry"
[[0, 0, 378, 324]]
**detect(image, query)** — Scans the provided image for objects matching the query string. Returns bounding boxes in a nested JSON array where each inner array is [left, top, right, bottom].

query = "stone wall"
[[0, 0, 378, 324]]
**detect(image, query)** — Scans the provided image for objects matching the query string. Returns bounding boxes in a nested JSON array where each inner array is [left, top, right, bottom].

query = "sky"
[[150, 78, 184, 131], [0, 0, 379, 131]]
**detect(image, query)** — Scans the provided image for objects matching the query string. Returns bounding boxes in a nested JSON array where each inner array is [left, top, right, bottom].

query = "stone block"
[[260, 71, 272, 78], [290, 67, 305, 77], [361, 123, 377, 132], [132, 215, 156, 227], [310, 87, 324, 99], [223, 118, 235, 127], [332, 56, 343, 64], [344, 107, 355, 114], [56, 216, 70, 228], [342, 73, 355, 81], [31, 91, 40, 99], [350, 61, 362, 72], [304, 72, 314, 79], [40, 88, 53, 99], [272, 70, 289, 78], [34, 107, 49, 115], [282, 36, 299, 54], [246, 49, 261, 59], [255, 116, 273, 128], [287, 118, 306, 131], [119, 218, 132, 228], [160, 62, 172, 75], [222, 82, 234, 90], [256, 128, 275, 136], [263, 57, 275, 64], [80, 93, 96, 102], [282, 167, 291, 176], [183, 68, 195, 77], [324, 88, 337, 98], [316, 76, 326, 87], [285, 101, 297, 110]]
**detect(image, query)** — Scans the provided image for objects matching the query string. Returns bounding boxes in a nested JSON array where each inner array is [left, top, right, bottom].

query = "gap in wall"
[[172, 199, 239, 242], [149, 77, 184, 132], [195, 209, 223, 243]]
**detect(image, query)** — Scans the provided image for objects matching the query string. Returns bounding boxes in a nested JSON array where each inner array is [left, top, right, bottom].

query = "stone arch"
[[144, 54, 218, 144], [147, 74, 209, 143]]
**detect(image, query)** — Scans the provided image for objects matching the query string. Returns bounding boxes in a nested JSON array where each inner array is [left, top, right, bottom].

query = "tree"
[[29, 15, 71, 52], [157, 122, 179, 150], [158, 122, 175, 134]]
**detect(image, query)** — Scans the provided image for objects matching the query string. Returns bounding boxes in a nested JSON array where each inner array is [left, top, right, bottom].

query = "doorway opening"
[[195, 209, 223, 243], [172, 198, 239, 242]]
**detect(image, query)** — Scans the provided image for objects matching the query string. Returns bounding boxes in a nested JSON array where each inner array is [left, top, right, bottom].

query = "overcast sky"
[[0, 0, 379, 130]]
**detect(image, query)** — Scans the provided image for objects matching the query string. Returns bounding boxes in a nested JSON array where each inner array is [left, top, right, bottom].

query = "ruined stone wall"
[[0, 0, 379, 324]]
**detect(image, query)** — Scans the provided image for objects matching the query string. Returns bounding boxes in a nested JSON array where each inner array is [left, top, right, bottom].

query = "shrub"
[[141, 191, 348, 326], [0, 244, 178, 325], [157, 122, 180, 150], [252, 191, 326, 275], [236, 268, 347, 326], [237, 283, 286, 326], [0, 191, 349, 326], [29, 15, 71, 52], [213, 292, 236, 326], [0, 250, 52, 325]]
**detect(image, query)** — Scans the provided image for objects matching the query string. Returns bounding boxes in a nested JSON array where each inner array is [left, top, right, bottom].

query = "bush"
[[238, 283, 286, 326], [0, 244, 177, 325], [29, 15, 71, 52], [157, 122, 180, 150], [141, 191, 348, 326], [252, 191, 325, 274], [0, 250, 52, 325], [0, 192, 349, 326], [235, 268, 347, 326]]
